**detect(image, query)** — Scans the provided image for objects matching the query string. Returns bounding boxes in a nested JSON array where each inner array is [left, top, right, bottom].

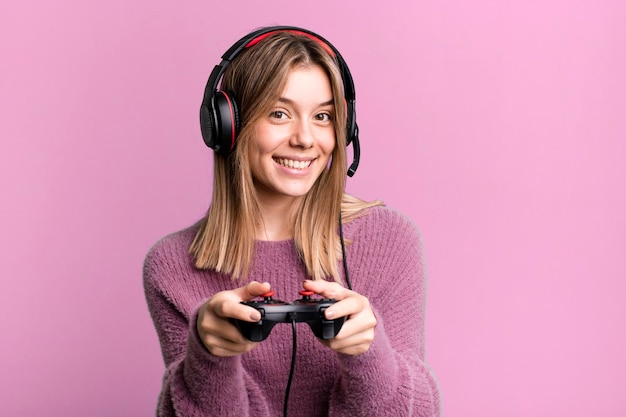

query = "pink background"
[[1, 0, 625, 415]]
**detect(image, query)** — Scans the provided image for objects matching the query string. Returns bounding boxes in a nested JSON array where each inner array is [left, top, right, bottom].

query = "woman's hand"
[[302, 279, 377, 356], [196, 281, 272, 357]]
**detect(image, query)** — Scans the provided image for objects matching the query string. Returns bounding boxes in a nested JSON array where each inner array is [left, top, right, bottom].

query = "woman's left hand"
[[302, 279, 377, 356]]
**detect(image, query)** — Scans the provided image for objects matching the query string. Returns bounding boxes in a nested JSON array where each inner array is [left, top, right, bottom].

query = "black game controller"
[[231, 290, 345, 342]]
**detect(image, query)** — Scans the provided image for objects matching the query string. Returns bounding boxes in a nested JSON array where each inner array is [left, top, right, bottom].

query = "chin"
[[280, 188, 314, 198], [276, 183, 317, 198]]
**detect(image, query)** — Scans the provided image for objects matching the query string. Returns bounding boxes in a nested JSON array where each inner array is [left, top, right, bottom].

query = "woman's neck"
[[255, 195, 302, 241]]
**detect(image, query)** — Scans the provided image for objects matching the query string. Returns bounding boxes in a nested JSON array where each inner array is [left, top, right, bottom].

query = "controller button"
[[299, 290, 315, 297], [261, 291, 275, 299]]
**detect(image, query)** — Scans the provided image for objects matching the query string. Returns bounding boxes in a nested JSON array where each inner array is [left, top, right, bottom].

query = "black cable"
[[283, 316, 297, 417], [282, 216, 350, 416], [338, 213, 352, 290]]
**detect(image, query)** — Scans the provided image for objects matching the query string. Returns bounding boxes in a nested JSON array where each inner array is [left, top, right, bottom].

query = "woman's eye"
[[315, 113, 333, 122], [270, 110, 287, 119]]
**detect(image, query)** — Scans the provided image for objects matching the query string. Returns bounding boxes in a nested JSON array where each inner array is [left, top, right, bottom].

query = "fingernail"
[[250, 312, 261, 321], [325, 309, 335, 319]]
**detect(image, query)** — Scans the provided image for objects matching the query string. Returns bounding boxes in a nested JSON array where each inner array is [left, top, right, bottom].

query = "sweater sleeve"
[[143, 237, 271, 417], [328, 207, 441, 416]]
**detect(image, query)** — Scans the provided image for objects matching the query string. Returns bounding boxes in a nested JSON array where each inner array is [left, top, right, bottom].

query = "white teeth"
[[275, 158, 312, 169]]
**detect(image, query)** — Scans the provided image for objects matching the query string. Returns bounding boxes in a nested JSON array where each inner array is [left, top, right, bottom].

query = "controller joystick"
[[231, 289, 345, 342], [260, 291, 276, 301], [298, 290, 314, 300]]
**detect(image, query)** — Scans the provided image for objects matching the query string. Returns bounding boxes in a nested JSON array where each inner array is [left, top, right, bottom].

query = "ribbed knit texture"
[[143, 206, 441, 416]]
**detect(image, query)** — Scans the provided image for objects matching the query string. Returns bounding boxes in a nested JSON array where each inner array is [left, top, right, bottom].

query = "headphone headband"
[[200, 26, 360, 176]]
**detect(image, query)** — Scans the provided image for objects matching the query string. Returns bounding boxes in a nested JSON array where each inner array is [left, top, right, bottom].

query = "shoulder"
[[143, 223, 200, 280], [142, 222, 215, 317], [345, 205, 426, 271], [341, 205, 428, 298], [345, 205, 422, 245], [145, 224, 199, 259]]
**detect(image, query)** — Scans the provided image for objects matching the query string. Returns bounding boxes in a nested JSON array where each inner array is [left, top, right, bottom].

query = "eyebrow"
[[277, 97, 334, 107]]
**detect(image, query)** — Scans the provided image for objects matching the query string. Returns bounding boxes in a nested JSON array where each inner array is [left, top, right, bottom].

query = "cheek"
[[247, 143, 268, 179], [253, 120, 292, 151], [250, 124, 275, 154], [249, 132, 277, 162], [322, 133, 337, 156]]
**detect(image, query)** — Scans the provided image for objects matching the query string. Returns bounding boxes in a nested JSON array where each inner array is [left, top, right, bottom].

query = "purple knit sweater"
[[143, 206, 440, 416]]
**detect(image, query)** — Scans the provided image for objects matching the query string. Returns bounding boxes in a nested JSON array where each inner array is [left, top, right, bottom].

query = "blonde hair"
[[190, 31, 382, 281]]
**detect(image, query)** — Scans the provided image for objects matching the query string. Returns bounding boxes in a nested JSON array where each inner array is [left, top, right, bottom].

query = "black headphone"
[[199, 26, 360, 177]]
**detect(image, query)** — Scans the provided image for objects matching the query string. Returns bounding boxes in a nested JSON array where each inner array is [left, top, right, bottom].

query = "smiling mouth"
[[274, 158, 313, 170]]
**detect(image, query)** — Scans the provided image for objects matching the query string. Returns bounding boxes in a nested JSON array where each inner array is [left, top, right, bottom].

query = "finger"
[[233, 280, 272, 301], [220, 324, 258, 346], [327, 339, 372, 355], [331, 310, 377, 340], [198, 306, 259, 345], [322, 321, 376, 354], [205, 332, 259, 357], [210, 281, 271, 321], [302, 279, 347, 300], [215, 299, 263, 322], [322, 296, 363, 320], [318, 330, 374, 356]]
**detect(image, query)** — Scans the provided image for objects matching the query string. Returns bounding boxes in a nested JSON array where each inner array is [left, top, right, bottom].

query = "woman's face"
[[248, 64, 336, 204]]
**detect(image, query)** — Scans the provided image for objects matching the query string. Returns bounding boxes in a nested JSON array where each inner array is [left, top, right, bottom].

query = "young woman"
[[144, 27, 440, 416]]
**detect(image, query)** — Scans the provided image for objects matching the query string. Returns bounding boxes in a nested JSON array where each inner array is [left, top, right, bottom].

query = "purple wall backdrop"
[[1, 0, 625, 415]]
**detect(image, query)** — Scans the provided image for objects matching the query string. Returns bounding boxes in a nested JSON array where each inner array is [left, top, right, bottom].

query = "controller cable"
[[283, 314, 297, 417], [283, 216, 352, 416], [338, 213, 353, 290]]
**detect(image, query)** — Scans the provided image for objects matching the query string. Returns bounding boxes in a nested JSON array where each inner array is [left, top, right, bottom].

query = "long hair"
[[190, 31, 382, 281]]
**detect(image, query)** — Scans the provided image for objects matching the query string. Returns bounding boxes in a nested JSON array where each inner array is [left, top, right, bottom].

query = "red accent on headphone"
[[221, 91, 237, 151], [245, 30, 336, 57]]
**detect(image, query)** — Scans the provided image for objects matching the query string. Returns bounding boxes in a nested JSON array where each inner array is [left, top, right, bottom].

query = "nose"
[[290, 119, 315, 149]]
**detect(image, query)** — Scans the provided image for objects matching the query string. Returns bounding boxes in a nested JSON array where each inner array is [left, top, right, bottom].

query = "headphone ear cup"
[[211, 91, 240, 154], [345, 99, 356, 145], [229, 93, 241, 142], [200, 100, 216, 149]]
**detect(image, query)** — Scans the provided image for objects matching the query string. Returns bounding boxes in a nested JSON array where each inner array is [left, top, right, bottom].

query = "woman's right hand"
[[196, 280, 271, 357]]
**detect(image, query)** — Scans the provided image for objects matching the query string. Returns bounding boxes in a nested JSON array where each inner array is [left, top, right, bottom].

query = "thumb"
[[236, 280, 272, 301], [302, 279, 346, 300]]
